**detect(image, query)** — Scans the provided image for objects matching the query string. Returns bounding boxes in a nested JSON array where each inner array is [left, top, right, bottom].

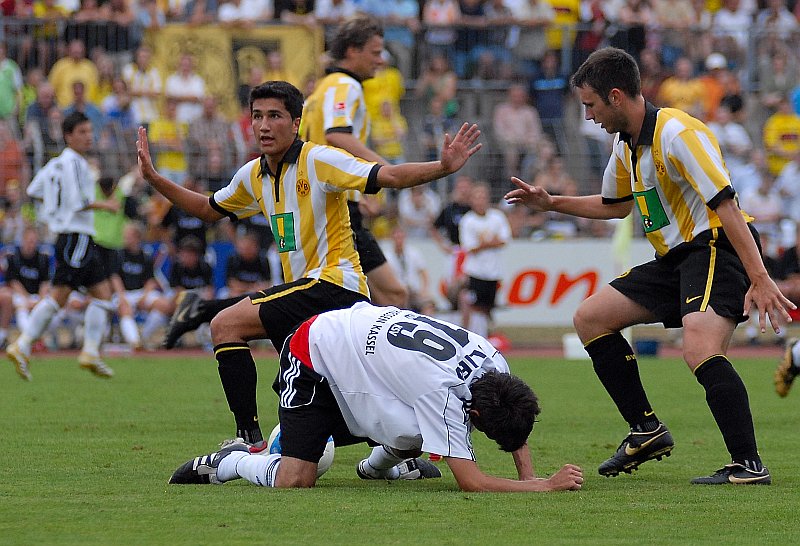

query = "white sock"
[[15, 308, 30, 332], [468, 312, 489, 338], [141, 310, 167, 342], [792, 341, 800, 368], [119, 315, 141, 346], [18, 296, 60, 355], [0, 328, 6, 346], [362, 446, 403, 479], [217, 452, 281, 487], [83, 299, 112, 356]]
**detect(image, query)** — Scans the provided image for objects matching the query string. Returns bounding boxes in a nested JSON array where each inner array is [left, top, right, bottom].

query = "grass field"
[[1, 350, 797, 545]]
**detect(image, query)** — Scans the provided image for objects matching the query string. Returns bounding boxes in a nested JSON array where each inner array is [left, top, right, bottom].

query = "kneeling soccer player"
[[170, 302, 583, 492]]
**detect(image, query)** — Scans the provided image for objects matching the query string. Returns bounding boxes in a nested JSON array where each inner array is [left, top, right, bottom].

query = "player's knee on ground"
[[274, 457, 318, 488]]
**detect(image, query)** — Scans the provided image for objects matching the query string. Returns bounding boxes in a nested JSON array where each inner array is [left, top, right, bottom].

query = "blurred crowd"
[[0, 0, 799, 347]]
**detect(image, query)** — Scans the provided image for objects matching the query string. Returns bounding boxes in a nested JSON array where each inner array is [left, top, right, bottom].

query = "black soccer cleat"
[[357, 457, 442, 480], [690, 463, 771, 485], [598, 423, 674, 477], [169, 443, 250, 484], [163, 291, 204, 349]]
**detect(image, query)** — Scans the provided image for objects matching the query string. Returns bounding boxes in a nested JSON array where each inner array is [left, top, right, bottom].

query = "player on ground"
[[6, 111, 119, 380], [169, 302, 584, 492], [505, 48, 795, 485], [137, 81, 481, 452]]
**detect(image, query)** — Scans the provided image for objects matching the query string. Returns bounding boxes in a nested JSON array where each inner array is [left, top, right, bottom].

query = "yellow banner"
[[146, 24, 323, 119]]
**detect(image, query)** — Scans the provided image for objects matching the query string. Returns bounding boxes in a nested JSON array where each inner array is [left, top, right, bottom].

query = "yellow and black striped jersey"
[[602, 103, 752, 257], [210, 139, 381, 297], [301, 67, 369, 146]]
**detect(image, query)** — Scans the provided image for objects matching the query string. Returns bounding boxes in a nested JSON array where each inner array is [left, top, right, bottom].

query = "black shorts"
[[610, 226, 758, 328], [466, 276, 499, 310], [353, 228, 387, 274], [253, 277, 368, 351], [94, 244, 120, 278], [271, 320, 372, 463], [51, 233, 111, 290]]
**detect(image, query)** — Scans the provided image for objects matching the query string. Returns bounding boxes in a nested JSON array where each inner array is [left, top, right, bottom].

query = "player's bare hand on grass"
[[546, 464, 583, 491], [504, 177, 554, 211], [440, 123, 481, 174], [136, 126, 157, 182], [744, 275, 797, 334]]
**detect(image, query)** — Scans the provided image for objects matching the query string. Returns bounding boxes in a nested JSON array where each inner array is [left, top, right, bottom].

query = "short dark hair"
[[469, 371, 540, 452], [330, 15, 383, 62], [249, 80, 304, 120], [570, 47, 641, 104], [62, 111, 90, 136]]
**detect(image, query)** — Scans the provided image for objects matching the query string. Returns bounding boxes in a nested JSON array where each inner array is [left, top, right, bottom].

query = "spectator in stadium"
[[63, 80, 104, 143], [459, 182, 510, 338], [314, 0, 358, 45], [651, 0, 694, 67], [0, 41, 23, 122], [415, 53, 458, 124], [421, 0, 460, 61], [773, 223, 800, 397], [115, 222, 162, 349], [638, 50, 668, 105], [136, 0, 167, 30], [8, 111, 119, 380], [362, 51, 405, 122], [382, 226, 436, 315], [223, 231, 271, 298], [47, 39, 99, 109], [160, 177, 210, 254], [101, 77, 136, 137], [757, 47, 799, 114], [369, 99, 407, 165], [762, 94, 800, 177], [738, 175, 784, 247], [706, 103, 754, 193], [711, 0, 751, 66], [655, 55, 704, 117], [431, 174, 473, 253], [31, 0, 68, 72], [275, 0, 316, 27], [529, 50, 569, 149], [506, 47, 794, 485], [164, 53, 206, 124], [755, 0, 799, 42], [0, 120, 24, 194], [511, 0, 555, 79], [358, 0, 420, 80], [453, 0, 489, 79], [18, 67, 45, 127], [122, 45, 162, 127], [492, 83, 545, 183], [1, 180, 30, 246], [397, 185, 441, 239], [697, 53, 731, 122], [136, 79, 481, 452], [774, 149, 800, 225], [169, 302, 584, 492], [608, 0, 652, 64], [262, 50, 303, 91], [147, 97, 189, 186], [187, 95, 237, 182], [4, 226, 50, 340], [217, 0, 273, 27]]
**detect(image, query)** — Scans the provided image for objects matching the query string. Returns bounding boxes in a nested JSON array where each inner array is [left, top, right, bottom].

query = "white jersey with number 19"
[[307, 302, 510, 460]]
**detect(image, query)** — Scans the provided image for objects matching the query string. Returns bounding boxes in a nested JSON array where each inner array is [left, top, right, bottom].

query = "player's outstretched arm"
[[136, 126, 224, 223], [445, 457, 582, 492], [376, 123, 481, 189], [504, 177, 632, 219]]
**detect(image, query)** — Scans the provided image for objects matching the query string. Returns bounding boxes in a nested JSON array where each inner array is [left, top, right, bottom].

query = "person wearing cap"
[[698, 52, 731, 122]]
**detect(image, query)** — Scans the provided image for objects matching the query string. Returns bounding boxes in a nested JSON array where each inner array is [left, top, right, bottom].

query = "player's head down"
[[469, 372, 540, 452], [570, 47, 641, 104], [249, 81, 304, 120]]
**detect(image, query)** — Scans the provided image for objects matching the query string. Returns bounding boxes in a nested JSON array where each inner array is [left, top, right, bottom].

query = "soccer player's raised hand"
[[504, 177, 555, 211], [136, 126, 157, 182], [440, 123, 481, 174]]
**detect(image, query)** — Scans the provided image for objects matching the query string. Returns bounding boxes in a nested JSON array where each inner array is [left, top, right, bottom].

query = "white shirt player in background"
[[170, 302, 583, 492], [6, 112, 120, 381], [458, 182, 512, 338]]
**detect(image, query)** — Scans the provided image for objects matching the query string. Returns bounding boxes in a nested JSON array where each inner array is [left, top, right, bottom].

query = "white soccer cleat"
[[7, 342, 32, 381], [78, 353, 114, 378], [357, 457, 442, 480]]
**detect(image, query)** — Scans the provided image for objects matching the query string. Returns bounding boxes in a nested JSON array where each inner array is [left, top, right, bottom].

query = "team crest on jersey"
[[296, 178, 310, 197]]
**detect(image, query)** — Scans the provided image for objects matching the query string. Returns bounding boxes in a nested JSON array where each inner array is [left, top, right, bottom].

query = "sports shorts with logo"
[[52, 233, 111, 290], [272, 317, 372, 463], [252, 278, 368, 351], [610, 225, 759, 328]]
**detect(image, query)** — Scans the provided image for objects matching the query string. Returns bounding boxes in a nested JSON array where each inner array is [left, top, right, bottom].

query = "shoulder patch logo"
[[296, 178, 310, 197], [654, 160, 666, 175]]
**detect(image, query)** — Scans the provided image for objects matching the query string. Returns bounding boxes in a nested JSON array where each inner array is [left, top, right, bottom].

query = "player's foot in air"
[[774, 338, 799, 397], [598, 423, 674, 477], [357, 457, 442, 480], [169, 442, 250, 484], [78, 352, 114, 378], [690, 462, 771, 485], [163, 291, 204, 349], [7, 341, 32, 381]]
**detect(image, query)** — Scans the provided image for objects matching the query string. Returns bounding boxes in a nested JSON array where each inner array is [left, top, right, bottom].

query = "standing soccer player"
[[506, 48, 795, 485], [7, 111, 119, 380], [137, 81, 481, 451]]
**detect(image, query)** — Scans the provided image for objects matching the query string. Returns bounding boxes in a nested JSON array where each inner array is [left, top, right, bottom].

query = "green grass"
[[1, 352, 796, 545]]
